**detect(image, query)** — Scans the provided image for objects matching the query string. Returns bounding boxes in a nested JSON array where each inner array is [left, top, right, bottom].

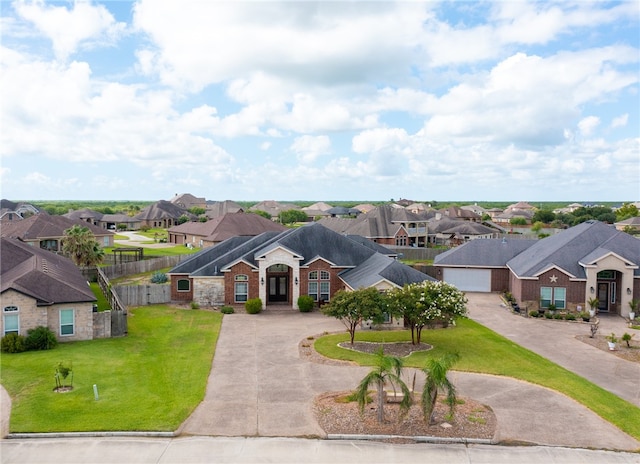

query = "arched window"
[[235, 274, 249, 302]]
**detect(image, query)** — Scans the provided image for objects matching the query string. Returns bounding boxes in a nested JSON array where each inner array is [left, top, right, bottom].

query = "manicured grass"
[[104, 244, 198, 257], [315, 318, 640, 441], [89, 282, 110, 311], [0, 306, 222, 432]]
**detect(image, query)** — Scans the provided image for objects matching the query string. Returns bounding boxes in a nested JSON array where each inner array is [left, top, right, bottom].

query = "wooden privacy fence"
[[386, 247, 448, 261], [115, 285, 171, 306], [102, 255, 187, 279], [96, 267, 128, 337]]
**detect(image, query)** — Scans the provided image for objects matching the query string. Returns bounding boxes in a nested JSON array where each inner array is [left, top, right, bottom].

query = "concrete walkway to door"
[[466, 293, 640, 407]]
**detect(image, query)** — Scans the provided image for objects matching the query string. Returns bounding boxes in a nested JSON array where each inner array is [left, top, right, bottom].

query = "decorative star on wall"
[[550, 275, 558, 283]]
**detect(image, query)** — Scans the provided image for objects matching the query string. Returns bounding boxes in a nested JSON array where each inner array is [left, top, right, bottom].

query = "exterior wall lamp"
[[590, 286, 595, 294], [261, 277, 265, 286], [295, 277, 299, 285], [628, 288, 632, 295]]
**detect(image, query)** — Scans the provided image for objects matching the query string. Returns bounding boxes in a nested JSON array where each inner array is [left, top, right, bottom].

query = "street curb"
[[327, 434, 494, 445], [7, 431, 176, 439]]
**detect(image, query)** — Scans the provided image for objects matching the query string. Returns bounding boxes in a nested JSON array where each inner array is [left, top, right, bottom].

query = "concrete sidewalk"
[[2, 437, 639, 464], [466, 293, 640, 407]]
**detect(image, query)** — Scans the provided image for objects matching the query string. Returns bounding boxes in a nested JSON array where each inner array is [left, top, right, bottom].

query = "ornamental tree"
[[322, 288, 386, 344], [386, 281, 468, 345]]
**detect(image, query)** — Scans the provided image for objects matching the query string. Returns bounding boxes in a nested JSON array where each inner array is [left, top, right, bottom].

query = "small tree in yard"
[[422, 353, 460, 425], [55, 361, 73, 391], [322, 288, 386, 345], [386, 281, 468, 345], [356, 348, 412, 424], [62, 225, 104, 267]]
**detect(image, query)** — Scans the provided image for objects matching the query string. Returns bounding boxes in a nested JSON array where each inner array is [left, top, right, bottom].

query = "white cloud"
[[132, 1, 429, 91], [290, 135, 331, 164], [611, 114, 629, 129], [578, 116, 600, 136], [15, 0, 126, 60]]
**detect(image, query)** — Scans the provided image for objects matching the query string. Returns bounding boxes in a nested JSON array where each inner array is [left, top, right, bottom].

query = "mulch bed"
[[300, 336, 497, 442], [314, 391, 496, 442], [576, 334, 640, 363]]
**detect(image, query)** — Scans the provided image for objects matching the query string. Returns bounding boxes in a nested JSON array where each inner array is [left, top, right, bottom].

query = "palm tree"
[[61, 225, 104, 267], [421, 352, 460, 425], [355, 348, 412, 423]]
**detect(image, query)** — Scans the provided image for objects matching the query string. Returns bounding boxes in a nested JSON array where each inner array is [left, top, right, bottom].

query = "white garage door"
[[442, 268, 491, 292]]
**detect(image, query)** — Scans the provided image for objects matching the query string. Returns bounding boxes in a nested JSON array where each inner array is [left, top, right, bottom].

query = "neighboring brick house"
[[167, 212, 287, 248], [434, 220, 640, 318], [318, 204, 429, 247], [0, 211, 114, 252], [168, 223, 434, 310], [1, 238, 101, 341]]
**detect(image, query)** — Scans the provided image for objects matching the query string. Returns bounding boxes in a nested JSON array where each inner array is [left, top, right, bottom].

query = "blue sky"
[[1, 0, 638, 202]]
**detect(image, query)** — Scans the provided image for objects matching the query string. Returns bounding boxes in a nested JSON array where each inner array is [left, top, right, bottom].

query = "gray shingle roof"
[[434, 238, 537, 268], [507, 220, 640, 278], [340, 253, 435, 289], [169, 223, 431, 288], [1, 238, 96, 305]]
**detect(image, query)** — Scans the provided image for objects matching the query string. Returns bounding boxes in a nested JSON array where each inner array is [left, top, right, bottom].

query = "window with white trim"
[[60, 309, 74, 336], [3, 306, 19, 336], [540, 287, 566, 309], [308, 270, 330, 302], [177, 279, 190, 292], [234, 274, 248, 303]]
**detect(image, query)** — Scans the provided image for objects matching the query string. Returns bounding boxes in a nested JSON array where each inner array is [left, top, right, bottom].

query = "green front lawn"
[[315, 318, 640, 441], [0, 306, 222, 432]]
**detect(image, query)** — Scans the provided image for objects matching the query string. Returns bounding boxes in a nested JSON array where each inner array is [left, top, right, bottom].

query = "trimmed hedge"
[[245, 298, 262, 314], [297, 295, 314, 312]]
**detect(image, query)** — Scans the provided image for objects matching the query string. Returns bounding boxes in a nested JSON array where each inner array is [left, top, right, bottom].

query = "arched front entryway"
[[265, 264, 291, 305]]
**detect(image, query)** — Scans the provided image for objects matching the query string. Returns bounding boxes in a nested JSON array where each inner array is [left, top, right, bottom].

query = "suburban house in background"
[[249, 200, 300, 218], [205, 200, 244, 219], [318, 204, 429, 247], [434, 220, 640, 317], [0, 237, 109, 341], [427, 218, 499, 246], [0, 212, 114, 252], [170, 193, 206, 210], [63, 208, 140, 231], [168, 223, 434, 310], [0, 200, 40, 223], [133, 200, 195, 228], [167, 212, 287, 248]]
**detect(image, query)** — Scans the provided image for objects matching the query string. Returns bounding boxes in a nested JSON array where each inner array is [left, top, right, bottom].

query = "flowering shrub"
[[386, 280, 468, 345]]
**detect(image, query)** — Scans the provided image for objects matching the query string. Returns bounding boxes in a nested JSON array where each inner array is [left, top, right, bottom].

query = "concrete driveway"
[[178, 300, 640, 451]]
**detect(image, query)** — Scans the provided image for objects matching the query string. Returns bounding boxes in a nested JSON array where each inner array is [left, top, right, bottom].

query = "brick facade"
[[170, 274, 194, 302]]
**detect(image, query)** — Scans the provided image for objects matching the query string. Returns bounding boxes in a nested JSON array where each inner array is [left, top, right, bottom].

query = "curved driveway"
[[179, 295, 640, 451]]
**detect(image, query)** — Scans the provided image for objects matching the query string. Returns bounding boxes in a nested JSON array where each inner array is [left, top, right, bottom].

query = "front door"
[[597, 282, 609, 312], [268, 276, 288, 303]]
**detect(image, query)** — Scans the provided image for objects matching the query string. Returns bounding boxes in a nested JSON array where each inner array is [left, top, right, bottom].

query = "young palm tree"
[[355, 348, 412, 423], [421, 352, 460, 425], [61, 225, 104, 267]]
